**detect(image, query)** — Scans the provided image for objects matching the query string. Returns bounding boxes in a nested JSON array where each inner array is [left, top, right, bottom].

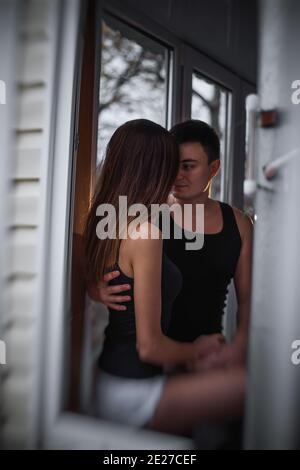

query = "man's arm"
[[87, 193, 175, 308], [210, 209, 253, 367], [232, 209, 253, 352]]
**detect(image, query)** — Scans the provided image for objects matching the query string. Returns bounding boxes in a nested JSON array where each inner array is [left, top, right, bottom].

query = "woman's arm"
[[129, 222, 219, 366]]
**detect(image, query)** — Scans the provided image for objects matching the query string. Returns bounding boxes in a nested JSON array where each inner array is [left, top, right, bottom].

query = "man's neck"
[[170, 192, 212, 208]]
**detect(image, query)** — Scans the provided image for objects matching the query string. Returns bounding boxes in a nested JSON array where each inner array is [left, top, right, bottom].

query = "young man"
[[89, 120, 253, 371]]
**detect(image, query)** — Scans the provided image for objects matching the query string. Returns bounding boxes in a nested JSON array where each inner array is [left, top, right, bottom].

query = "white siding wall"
[[1, 0, 58, 449]]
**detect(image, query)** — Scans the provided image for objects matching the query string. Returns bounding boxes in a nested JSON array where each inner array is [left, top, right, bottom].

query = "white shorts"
[[94, 368, 167, 427]]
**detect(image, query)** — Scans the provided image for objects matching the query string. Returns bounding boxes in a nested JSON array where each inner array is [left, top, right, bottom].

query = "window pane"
[[191, 73, 231, 201], [97, 19, 171, 163], [243, 94, 257, 219]]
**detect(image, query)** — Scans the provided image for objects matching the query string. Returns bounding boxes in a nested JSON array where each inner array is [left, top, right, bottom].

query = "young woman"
[[84, 119, 245, 437]]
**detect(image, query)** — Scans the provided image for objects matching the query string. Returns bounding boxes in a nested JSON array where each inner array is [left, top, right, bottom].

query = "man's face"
[[172, 142, 220, 201]]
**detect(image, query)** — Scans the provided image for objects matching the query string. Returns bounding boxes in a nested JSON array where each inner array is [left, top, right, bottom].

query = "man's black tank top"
[[163, 201, 242, 342], [98, 251, 183, 379]]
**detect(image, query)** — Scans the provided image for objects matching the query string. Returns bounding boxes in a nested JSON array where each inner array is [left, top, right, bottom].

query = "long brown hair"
[[83, 119, 179, 284]]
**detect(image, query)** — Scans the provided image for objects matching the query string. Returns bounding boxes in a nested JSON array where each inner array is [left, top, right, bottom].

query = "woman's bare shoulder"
[[126, 220, 163, 255]]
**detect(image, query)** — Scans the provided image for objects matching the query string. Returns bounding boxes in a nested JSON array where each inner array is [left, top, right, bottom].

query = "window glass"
[[98, 19, 172, 163], [191, 73, 231, 201]]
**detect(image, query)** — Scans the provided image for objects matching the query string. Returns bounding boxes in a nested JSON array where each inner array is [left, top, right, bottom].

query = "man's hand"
[[186, 338, 246, 372], [87, 271, 132, 311], [184, 333, 226, 372], [213, 339, 247, 367], [193, 333, 226, 358]]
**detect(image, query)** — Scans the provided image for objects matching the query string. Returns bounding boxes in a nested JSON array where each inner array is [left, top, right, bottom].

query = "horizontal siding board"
[[8, 244, 38, 274], [18, 41, 49, 84], [13, 148, 41, 180], [5, 278, 36, 325], [17, 87, 45, 131], [12, 181, 40, 197], [15, 131, 43, 149], [4, 325, 34, 372], [2, 375, 33, 399], [10, 193, 39, 226], [8, 228, 38, 274], [2, 373, 33, 447], [19, 0, 52, 38]]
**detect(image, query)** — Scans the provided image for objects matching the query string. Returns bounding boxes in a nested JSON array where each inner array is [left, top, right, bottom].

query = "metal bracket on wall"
[[263, 147, 300, 180]]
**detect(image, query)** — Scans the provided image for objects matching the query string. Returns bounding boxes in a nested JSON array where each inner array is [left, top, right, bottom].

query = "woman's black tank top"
[[163, 201, 242, 342], [98, 251, 183, 378]]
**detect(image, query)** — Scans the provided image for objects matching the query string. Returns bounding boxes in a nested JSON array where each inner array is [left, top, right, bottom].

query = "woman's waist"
[[98, 345, 163, 379]]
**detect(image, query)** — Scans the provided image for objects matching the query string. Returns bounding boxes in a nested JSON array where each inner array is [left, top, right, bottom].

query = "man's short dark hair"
[[170, 120, 220, 164]]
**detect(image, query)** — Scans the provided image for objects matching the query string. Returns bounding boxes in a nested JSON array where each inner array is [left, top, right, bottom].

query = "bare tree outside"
[[97, 21, 168, 163], [97, 20, 231, 201]]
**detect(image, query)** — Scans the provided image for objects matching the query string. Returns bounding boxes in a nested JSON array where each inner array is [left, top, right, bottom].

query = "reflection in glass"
[[191, 73, 231, 201], [98, 19, 171, 163]]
